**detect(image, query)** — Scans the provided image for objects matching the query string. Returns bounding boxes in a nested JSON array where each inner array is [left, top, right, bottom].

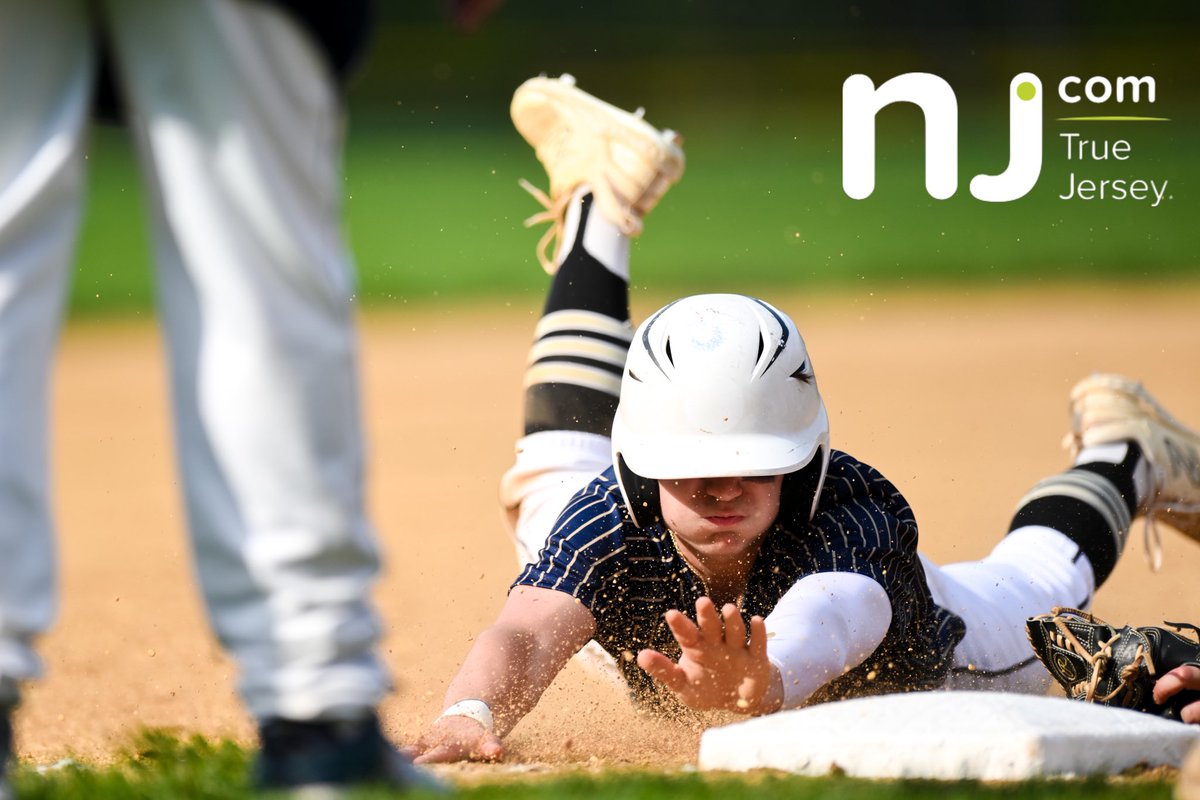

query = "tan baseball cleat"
[[511, 74, 685, 272], [1068, 373, 1200, 567]]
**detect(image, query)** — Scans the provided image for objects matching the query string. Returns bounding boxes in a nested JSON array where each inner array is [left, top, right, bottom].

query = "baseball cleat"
[[511, 74, 685, 272], [1068, 373, 1200, 566], [254, 713, 445, 796]]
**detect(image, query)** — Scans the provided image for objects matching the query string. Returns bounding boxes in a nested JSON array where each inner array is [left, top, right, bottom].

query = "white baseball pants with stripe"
[[0, 0, 389, 720]]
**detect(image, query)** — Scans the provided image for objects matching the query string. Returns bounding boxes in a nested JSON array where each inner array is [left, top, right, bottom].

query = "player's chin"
[[674, 517, 760, 552], [695, 524, 757, 552]]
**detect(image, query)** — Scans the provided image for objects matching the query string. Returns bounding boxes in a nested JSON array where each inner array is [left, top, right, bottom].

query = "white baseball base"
[[698, 691, 1200, 780]]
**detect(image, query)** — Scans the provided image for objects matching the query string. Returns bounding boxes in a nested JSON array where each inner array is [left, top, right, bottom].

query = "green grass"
[[7, 730, 1178, 799], [9, 731, 249, 800], [70, 98, 1198, 318]]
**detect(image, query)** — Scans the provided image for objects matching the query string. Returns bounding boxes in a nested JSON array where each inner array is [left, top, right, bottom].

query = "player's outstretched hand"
[[1154, 664, 1200, 724], [637, 596, 777, 714], [405, 715, 505, 764]]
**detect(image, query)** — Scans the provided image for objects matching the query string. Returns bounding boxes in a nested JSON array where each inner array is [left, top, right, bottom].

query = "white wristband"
[[437, 698, 494, 734]]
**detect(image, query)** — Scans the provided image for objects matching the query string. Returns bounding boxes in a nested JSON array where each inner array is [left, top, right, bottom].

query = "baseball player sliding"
[[407, 75, 1200, 763]]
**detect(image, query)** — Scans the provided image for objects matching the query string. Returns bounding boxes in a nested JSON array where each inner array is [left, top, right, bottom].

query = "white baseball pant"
[[0, 0, 388, 719]]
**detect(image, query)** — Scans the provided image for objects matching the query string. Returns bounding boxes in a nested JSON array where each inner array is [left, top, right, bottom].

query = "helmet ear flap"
[[615, 453, 662, 528], [778, 445, 829, 526]]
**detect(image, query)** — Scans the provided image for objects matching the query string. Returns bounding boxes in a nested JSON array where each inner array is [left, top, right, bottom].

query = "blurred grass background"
[[69, 2, 1200, 316]]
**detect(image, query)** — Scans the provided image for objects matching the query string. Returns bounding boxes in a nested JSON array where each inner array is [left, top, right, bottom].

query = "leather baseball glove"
[[1026, 606, 1200, 720]]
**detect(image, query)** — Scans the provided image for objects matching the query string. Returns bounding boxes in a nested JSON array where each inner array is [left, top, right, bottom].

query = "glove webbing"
[[1047, 607, 1153, 706]]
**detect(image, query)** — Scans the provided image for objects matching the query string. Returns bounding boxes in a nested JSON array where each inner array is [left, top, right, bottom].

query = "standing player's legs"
[[103, 0, 389, 729], [0, 1, 93, 711], [926, 428, 1151, 692]]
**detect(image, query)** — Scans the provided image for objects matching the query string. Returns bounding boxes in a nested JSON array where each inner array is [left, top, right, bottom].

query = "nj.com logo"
[[842, 72, 1157, 201]]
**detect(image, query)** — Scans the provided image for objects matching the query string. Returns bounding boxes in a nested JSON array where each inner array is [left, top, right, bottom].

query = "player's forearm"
[[441, 623, 569, 737]]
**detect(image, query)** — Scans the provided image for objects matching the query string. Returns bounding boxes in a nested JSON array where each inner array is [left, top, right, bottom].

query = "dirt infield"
[[13, 284, 1200, 766]]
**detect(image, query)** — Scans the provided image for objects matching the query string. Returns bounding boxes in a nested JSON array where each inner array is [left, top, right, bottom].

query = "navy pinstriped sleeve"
[[512, 470, 629, 611]]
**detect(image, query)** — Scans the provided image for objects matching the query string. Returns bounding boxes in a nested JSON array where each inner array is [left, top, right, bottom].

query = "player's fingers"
[[695, 596, 723, 645], [1154, 664, 1200, 703], [748, 615, 769, 662], [731, 618, 771, 713], [413, 743, 465, 764], [636, 648, 673, 673], [409, 715, 500, 764], [1182, 700, 1200, 725], [401, 731, 438, 760], [722, 603, 747, 647], [637, 648, 691, 694], [476, 734, 506, 762], [414, 732, 502, 764], [664, 608, 701, 649], [1177, 664, 1200, 687], [1154, 672, 1184, 703]]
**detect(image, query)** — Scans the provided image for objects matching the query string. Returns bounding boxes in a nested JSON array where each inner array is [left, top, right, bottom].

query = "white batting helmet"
[[611, 294, 830, 527]]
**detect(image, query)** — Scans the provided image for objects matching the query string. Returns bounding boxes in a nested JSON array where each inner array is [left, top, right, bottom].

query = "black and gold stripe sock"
[[523, 192, 633, 436], [1006, 441, 1143, 587]]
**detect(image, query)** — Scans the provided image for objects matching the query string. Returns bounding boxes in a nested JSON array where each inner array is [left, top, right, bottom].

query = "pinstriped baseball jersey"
[[513, 450, 966, 708]]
